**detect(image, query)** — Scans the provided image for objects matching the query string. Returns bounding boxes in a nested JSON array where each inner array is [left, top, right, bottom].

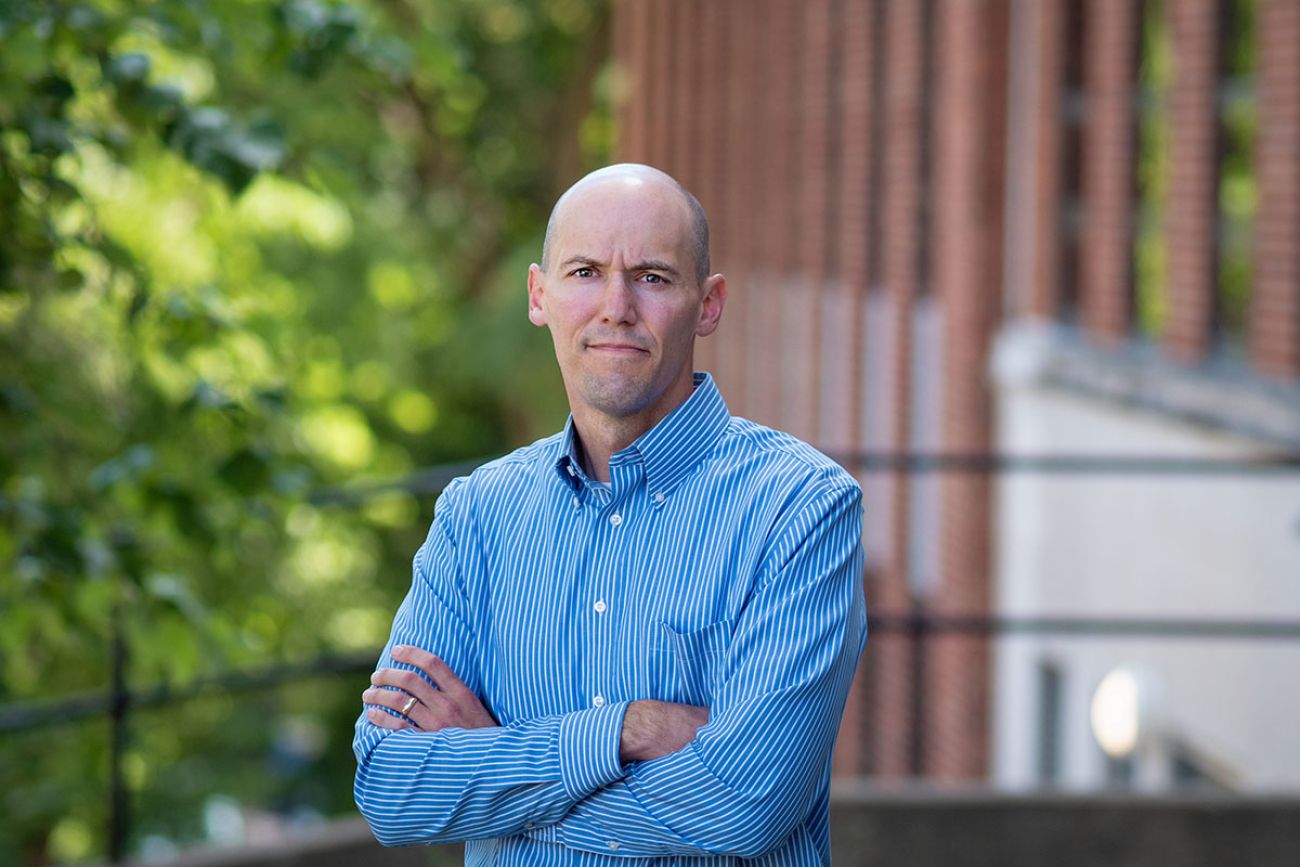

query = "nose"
[[598, 272, 638, 326]]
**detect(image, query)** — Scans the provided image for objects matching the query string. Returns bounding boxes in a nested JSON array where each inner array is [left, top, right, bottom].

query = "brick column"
[[1163, 0, 1220, 363], [696, 0, 729, 382], [646, 0, 672, 168], [615, 0, 650, 164], [749, 0, 799, 427], [1030, 0, 1067, 318], [666, 0, 706, 370], [611, 0, 631, 160], [830, 0, 876, 779], [782, 0, 835, 444], [838, 0, 874, 315], [1252, 0, 1300, 378], [929, 0, 1009, 782], [718, 0, 761, 410], [673, 0, 700, 184], [1080, 0, 1139, 343], [874, 0, 926, 779]]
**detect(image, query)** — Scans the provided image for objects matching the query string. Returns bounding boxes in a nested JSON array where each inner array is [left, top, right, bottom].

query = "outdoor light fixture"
[[1089, 667, 1161, 759]]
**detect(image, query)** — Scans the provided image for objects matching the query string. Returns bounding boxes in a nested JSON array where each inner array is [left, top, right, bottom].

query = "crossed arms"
[[352, 479, 867, 858], [363, 650, 709, 765]]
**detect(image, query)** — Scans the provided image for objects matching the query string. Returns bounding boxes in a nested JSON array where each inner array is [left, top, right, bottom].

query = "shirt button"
[[524, 823, 536, 830], [594, 600, 607, 614], [609, 513, 622, 526], [653, 492, 665, 504], [593, 695, 606, 707], [566, 464, 575, 476], [572, 496, 580, 508], [608, 841, 621, 851]]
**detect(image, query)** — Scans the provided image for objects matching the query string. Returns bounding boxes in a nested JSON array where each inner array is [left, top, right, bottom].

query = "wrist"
[[619, 700, 709, 764]]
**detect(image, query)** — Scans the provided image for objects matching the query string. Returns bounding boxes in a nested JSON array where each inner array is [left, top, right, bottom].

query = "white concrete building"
[[990, 324, 1300, 792]]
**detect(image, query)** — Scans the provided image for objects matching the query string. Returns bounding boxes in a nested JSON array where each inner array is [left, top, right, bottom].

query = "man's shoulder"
[[719, 417, 860, 498], [446, 432, 562, 501]]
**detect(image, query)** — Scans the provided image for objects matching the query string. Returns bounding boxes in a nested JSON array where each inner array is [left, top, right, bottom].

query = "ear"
[[526, 263, 548, 327], [695, 273, 726, 337]]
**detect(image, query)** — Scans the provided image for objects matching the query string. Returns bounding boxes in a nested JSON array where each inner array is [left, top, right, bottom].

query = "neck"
[[571, 414, 643, 484], [570, 375, 696, 483]]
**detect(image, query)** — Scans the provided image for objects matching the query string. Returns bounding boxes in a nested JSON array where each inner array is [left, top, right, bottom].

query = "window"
[[1037, 661, 1064, 784]]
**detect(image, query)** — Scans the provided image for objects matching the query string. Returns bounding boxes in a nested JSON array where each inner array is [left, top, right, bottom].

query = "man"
[[353, 164, 867, 865]]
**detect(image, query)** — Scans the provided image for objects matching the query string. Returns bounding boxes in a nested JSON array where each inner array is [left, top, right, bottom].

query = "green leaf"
[[145, 573, 209, 625], [105, 52, 151, 85], [217, 447, 272, 495], [57, 268, 82, 291], [33, 74, 75, 107], [88, 445, 155, 493]]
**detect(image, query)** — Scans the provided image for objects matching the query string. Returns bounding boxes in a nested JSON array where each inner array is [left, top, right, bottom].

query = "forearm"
[[353, 701, 629, 845], [529, 650, 861, 859]]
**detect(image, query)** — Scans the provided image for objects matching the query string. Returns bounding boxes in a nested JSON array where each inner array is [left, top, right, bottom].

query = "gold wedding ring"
[[400, 695, 418, 717]]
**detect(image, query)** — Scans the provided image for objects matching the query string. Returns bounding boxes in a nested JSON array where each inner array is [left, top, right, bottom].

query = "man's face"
[[527, 175, 724, 429]]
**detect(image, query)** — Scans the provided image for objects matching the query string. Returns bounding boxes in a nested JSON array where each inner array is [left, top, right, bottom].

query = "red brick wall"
[[1080, 0, 1139, 344], [1253, 0, 1300, 378], [1164, 0, 1220, 362], [876, 0, 926, 779], [609, 0, 1297, 783], [1030, 0, 1066, 319], [929, 0, 1008, 780], [828, 0, 876, 777]]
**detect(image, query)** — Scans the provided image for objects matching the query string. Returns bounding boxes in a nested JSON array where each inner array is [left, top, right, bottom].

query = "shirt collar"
[[552, 372, 731, 497]]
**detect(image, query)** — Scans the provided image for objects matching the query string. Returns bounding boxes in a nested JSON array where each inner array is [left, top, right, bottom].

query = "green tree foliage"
[[0, 0, 611, 861]]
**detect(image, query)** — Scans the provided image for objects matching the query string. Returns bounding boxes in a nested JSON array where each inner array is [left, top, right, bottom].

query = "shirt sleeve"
[[526, 480, 869, 859], [351, 478, 630, 846]]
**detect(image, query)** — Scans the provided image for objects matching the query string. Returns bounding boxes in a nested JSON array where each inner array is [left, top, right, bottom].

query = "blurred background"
[[2, 0, 1298, 865]]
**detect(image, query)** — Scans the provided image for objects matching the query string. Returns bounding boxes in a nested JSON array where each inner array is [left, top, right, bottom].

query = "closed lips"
[[588, 343, 647, 352]]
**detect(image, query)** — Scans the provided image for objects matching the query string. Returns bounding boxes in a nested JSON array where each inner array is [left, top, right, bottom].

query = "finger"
[[365, 706, 413, 731], [364, 682, 455, 732], [370, 667, 437, 704], [395, 646, 472, 701], [362, 685, 420, 718]]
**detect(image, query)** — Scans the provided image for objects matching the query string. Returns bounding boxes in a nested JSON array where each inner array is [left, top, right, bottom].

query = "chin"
[[578, 376, 659, 419]]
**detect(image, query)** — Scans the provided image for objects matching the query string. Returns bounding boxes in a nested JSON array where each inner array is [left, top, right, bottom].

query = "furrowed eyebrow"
[[632, 260, 680, 277], [559, 256, 606, 270], [558, 256, 681, 278]]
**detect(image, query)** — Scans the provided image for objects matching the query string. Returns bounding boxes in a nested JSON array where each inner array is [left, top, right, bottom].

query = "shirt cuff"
[[558, 700, 630, 800]]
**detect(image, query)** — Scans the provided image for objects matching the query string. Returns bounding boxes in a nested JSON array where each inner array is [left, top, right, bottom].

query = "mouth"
[[586, 343, 649, 355]]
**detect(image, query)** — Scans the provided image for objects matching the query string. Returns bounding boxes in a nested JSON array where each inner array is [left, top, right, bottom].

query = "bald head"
[[541, 164, 711, 285]]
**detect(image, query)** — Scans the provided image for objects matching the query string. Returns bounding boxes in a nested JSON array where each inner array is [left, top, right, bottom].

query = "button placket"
[[588, 479, 630, 721]]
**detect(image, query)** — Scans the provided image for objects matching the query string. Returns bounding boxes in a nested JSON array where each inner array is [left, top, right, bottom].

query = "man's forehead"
[[555, 174, 687, 221], [551, 182, 691, 253]]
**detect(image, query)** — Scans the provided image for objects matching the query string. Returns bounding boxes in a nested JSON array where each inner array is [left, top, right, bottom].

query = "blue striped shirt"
[[353, 372, 868, 865]]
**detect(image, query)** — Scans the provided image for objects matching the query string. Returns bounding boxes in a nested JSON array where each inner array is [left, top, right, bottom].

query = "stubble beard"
[[575, 366, 659, 420]]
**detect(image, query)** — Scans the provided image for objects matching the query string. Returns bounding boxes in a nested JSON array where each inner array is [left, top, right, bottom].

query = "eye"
[[571, 267, 596, 279], [641, 273, 666, 285]]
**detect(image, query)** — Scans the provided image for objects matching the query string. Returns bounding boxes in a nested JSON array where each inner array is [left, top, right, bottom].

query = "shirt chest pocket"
[[647, 619, 733, 706]]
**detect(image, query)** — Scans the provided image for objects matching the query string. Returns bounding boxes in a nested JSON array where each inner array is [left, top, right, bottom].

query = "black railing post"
[[108, 602, 129, 863]]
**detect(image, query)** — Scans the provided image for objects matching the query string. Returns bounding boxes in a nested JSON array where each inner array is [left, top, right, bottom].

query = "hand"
[[619, 700, 710, 763], [363, 644, 498, 733]]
